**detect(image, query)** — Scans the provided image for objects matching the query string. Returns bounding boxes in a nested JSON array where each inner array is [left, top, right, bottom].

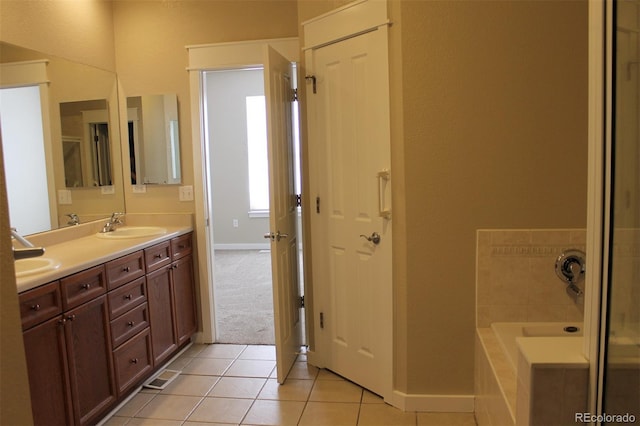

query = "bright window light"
[[246, 95, 269, 212]]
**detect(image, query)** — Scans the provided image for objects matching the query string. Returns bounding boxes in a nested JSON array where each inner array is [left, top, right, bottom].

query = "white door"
[[307, 26, 392, 397], [263, 45, 304, 384]]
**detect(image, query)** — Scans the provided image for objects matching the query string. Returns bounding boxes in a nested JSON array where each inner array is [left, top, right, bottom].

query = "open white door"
[[263, 45, 303, 384]]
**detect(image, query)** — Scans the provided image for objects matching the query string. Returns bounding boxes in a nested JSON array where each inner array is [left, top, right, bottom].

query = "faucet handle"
[[110, 212, 124, 223]]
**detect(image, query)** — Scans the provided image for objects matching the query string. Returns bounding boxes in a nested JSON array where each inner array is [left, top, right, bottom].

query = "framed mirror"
[[0, 42, 124, 234], [127, 94, 181, 185]]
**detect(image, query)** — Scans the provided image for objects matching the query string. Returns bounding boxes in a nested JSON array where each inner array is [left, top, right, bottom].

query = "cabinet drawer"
[[113, 328, 153, 395], [108, 277, 147, 319], [60, 265, 107, 310], [106, 251, 145, 290], [19, 281, 62, 330], [144, 241, 171, 272], [171, 234, 192, 260], [111, 302, 150, 348]]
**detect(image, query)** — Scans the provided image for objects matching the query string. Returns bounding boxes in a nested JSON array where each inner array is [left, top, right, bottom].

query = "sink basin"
[[15, 257, 61, 278], [95, 226, 167, 239]]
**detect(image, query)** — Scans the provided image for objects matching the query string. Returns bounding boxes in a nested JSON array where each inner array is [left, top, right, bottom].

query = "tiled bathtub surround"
[[476, 229, 586, 328]]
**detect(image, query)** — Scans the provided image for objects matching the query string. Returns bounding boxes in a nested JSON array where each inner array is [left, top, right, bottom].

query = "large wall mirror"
[[0, 42, 124, 235], [127, 94, 181, 185]]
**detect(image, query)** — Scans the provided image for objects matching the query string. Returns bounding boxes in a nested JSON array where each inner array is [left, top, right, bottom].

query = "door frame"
[[187, 38, 299, 343]]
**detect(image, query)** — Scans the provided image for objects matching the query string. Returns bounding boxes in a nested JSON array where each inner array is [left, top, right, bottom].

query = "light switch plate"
[[179, 185, 193, 201], [132, 185, 147, 193], [58, 189, 72, 205]]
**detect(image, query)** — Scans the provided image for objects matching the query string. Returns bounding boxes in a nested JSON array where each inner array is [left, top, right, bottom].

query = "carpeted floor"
[[213, 250, 275, 345]]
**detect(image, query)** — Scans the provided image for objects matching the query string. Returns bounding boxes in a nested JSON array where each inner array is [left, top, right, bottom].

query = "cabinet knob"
[[127, 321, 135, 327], [154, 254, 163, 259], [81, 283, 91, 290], [130, 358, 139, 364], [67, 314, 76, 321], [31, 304, 41, 311], [124, 294, 133, 300], [123, 266, 130, 272]]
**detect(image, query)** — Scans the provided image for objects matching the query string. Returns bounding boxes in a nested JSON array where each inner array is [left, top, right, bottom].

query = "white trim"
[[187, 38, 299, 71], [390, 391, 475, 413], [0, 60, 49, 87], [248, 210, 270, 218], [302, 0, 390, 50], [213, 243, 270, 251]]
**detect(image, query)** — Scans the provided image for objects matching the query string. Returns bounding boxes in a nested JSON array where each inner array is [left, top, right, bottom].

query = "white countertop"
[[15, 225, 192, 293], [516, 336, 588, 368]]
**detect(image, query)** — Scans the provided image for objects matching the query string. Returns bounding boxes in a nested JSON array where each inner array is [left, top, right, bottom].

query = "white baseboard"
[[389, 391, 475, 412], [213, 243, 270, 251]]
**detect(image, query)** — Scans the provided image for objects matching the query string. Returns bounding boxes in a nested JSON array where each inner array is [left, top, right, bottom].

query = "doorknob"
[[360, 232, 381, 245], [264, 231, 289, 242]]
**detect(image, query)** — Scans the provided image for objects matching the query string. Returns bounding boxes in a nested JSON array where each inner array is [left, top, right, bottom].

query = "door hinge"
[[320, 312, 324, 329], [296, 194, 302, 207], [292, 88, 298, 102], [299, 295, 304, 308], [316, 196, 320, 214]]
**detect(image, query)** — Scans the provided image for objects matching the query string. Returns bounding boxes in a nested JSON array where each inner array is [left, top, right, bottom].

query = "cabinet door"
[[23, 316, 74, 426], [173, 255, 197, 345], [65, 295, 116, 425], [146, 266, 177, 365]]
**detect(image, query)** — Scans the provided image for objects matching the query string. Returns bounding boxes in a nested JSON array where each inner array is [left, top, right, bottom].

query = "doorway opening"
[[203, 66, 303, 345]]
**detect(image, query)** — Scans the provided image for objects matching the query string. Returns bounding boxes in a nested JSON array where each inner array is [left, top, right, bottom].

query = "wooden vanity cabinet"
[[146, 234, 197, 365]]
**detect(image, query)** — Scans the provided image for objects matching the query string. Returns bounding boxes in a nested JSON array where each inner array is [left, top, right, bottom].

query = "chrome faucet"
[[67, 213, 80, 226], [11, 228, 45, 260], [101, 212, 124, 233]]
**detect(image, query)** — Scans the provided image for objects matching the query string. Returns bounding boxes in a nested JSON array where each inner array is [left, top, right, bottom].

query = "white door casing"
[[304, 0, 393, 400], [263, 45, 304, 383]]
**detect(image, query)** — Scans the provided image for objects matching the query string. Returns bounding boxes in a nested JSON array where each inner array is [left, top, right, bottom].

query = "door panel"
[[264, 45, 303, 384], [308, 27, 392, 398]]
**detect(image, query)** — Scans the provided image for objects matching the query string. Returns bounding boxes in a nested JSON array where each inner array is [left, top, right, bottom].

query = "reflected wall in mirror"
[[60, 99, 113, 187], [127, 94, 181, 185], [0, 42, 125, 233]]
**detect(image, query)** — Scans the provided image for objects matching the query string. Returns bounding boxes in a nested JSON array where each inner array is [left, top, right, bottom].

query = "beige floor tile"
[[258, 378, 314, 401], [181, 357, 234, 376], [208, 376, 267, 399], [179, 344, 207, 358], [417, 412, 478, 426], [287, 361, 319, 380], [199, 343, 247, 359], [226, 359, 276, 378], [126, 418, 184, 425], [99, 415, 129, 425], [357, 403, 417, 425], [113, 392, 156, 417], [166, 356, 193, 371], [240, 345, 277, 360], [298, 402, 360, 426], [187, 397, 253, 423], [134, 394, 203, 421], [317, 369, 345, 380], [309, 379, 363, 403], [242, 399, 306, 425], [361, 390, 385, 404], [160, 374, 219, 396]]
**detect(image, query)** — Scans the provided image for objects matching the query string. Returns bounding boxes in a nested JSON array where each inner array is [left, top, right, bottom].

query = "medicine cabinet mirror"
[[127, 94, 181, 185]]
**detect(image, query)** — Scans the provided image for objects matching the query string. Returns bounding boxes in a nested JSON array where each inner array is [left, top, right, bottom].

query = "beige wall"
[[0, 0, 588, 404]]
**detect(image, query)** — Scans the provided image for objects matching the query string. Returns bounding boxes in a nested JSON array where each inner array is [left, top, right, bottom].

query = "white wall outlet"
[[233, 219, 239, 228], [58, 189, 72, 205], [132, 185, 147, 193], [101, 185, 115, 195], [179, 185, 194, 201]]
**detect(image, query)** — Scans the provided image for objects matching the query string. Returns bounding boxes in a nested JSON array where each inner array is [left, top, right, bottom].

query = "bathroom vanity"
[[15, 224, 196, 426]]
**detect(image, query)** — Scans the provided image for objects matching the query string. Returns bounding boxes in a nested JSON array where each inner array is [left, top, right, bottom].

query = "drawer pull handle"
[[31, 304, 41, 311], [81, 283, 91, 290], [130, 358, 139, 364], [123, 266, 130, 272], [127, 321, 135, 327], [124, 294, 133, 300], [154, 254, 163, 259]]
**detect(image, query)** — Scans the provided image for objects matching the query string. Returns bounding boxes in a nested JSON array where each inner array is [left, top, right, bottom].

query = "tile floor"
[[101, 344, 477, 426]]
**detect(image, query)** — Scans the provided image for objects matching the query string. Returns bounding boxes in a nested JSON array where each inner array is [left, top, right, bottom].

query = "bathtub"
[[475, 322, 587, 426], [491, 322, 583, 371]]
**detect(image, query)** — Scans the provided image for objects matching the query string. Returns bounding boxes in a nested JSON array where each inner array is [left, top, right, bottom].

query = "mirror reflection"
[[0, 42, 124, 234], [60, 99, 113, 187], [127, 94, 181, 185]]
